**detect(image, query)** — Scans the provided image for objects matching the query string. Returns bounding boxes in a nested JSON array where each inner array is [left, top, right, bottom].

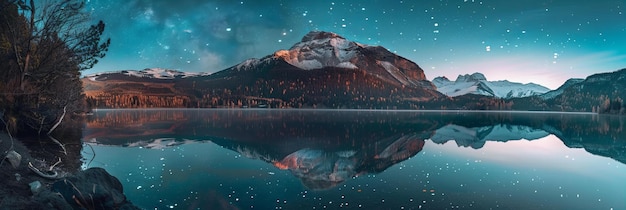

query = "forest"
[[0, 0, 109, 136]]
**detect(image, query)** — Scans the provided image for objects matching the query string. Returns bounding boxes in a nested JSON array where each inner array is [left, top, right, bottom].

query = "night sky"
[[84, 0, 626, 89]]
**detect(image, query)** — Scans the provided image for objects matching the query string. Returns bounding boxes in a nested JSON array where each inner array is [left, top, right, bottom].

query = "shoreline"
[[88, 107, 598, 115], [0, 132, 140, 209]]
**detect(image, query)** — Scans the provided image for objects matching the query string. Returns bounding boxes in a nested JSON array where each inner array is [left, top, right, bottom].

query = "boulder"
[[6, 150, 21, 168], [51, 167, 140, 210]]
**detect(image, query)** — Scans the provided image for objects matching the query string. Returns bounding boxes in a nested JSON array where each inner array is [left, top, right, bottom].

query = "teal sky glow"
[[84, 0, 626, 89]]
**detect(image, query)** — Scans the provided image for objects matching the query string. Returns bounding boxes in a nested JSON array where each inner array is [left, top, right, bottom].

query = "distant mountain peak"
[[434, 76, 449, 81], [301, 31, 345, 42], [433, 72, 550, 99], [268, 30, 361, 70], [456, 72, 487, 83]]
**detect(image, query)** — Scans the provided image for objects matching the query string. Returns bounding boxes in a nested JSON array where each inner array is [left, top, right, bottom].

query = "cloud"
[[197, 50, 224, 71]]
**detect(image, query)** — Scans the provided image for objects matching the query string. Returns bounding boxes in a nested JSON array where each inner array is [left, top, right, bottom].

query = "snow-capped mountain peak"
[[433, 72, 551, 99], [272, 31, 360, 70], [456, 73, 487, 83], [432, 76, 451, 87], [227, 31, 437, 91]]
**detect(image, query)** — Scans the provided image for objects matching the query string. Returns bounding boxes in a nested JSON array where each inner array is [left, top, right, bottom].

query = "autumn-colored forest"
[[82, 67, 626, 114]]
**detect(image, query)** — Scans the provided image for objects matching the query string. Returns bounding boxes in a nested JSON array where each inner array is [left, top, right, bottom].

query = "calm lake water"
[[81, 109, 626, 210]]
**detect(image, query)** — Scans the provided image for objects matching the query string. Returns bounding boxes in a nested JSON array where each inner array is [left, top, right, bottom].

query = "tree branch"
[[47, 105, 67, 155], [47, 134, 66, 155], [48, 157, 62, 171], [47, 105, 65, 135]]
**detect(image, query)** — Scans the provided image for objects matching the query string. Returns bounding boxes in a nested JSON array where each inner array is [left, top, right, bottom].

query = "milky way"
[[85, 0, 626, 89]]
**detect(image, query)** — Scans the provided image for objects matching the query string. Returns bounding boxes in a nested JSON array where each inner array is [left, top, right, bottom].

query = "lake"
[[81, 109, 626, 210]]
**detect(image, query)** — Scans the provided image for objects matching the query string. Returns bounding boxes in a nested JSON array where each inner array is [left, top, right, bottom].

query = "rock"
[[29, 181, 43, 195], [6, 150, 21, 168], [51, 167, 140, 210]]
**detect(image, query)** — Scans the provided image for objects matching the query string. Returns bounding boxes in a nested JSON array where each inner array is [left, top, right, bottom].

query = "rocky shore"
[[1, 132, 140, 209]]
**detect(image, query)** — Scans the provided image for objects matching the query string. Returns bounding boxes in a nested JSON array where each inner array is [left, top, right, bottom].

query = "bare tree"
[[4, 0, 109, 92], [0, 0, 109, 134]]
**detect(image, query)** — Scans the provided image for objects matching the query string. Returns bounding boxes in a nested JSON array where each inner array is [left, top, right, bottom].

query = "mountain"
[[225, 134, 425, 190], [510, 68, 626, 113], [232, 31, 435, 89], [433, 72, 551, 99], [83, 31, 444, 109], [552, 68, 626, 113], [539, 78, 584, 99], [199, 31, 443, 105]]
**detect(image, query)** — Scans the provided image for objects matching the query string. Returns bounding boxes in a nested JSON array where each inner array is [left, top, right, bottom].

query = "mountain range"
[[82, 31, 625, 113], [432, 73, 550, 99]]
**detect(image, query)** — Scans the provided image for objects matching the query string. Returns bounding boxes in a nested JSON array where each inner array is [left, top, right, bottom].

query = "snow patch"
[[336, 62, 357, 69], [436, 82, 480, 97], [296, 59, 324, 70], [235, 58, 260, 70]]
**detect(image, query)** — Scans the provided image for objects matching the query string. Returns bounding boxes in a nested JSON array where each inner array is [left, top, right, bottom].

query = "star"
[[85, 0, 626, 89]]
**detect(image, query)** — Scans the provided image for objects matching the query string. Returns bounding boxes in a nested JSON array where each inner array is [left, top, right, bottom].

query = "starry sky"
[[84, 0, 626, 89]]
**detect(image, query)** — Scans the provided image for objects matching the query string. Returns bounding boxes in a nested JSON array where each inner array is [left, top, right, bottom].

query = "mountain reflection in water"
[[82, 109, 626, 209], [84, 109, 626, 166]]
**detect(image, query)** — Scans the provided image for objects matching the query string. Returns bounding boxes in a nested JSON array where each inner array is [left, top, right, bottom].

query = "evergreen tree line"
[[0, 0, 109, 135]]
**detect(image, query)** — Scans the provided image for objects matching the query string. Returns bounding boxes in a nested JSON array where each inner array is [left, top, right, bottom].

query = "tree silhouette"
[[1, 0, 110, 134]]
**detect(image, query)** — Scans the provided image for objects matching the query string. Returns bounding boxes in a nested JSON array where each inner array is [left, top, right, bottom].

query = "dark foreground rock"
[[1, 133, 139, 210], [46, 167, 140, 210]]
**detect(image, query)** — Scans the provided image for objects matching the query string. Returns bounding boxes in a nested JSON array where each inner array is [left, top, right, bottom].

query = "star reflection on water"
[[82, 109, 626, 210]]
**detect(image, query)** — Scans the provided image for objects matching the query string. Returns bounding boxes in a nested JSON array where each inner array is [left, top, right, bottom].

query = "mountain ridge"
[[539, 78, 585, 99], [433, 72, 551, 99]]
